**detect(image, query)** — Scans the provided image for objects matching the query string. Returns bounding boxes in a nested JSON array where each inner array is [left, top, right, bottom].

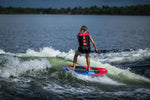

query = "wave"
[[0, 47, 150, 86], [91, 48, 150, 65], [0, 55, 51, 78], [1, 47, 150, 64]]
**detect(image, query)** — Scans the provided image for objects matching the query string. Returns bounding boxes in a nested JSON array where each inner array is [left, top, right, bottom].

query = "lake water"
[[0, 15, 150, 52], [0, 15, 150, 100]]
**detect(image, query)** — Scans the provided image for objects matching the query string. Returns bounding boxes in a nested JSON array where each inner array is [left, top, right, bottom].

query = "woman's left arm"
[[89, 35, 98, 53]]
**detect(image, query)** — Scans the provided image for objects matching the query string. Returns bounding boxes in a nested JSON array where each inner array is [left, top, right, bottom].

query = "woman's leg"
[[86, 53, 90, 71], [73, 50, 81, 70]]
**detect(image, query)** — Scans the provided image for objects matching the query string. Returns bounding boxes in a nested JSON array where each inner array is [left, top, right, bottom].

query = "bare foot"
[[71, 67, 75, 70]]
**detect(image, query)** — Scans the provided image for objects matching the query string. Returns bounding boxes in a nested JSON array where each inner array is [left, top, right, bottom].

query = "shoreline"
[[0, 5, 150, 15], [0, 14, 150, 16]]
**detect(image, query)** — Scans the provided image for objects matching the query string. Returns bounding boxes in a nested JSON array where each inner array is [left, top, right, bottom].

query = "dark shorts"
[[78, 46, 91, 53]]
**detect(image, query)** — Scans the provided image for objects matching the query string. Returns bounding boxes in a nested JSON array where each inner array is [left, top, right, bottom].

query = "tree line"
[[0, 5, 150, 15]]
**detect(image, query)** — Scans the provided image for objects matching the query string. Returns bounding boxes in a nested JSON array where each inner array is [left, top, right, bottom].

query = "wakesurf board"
[[62, 66, 107, 75]]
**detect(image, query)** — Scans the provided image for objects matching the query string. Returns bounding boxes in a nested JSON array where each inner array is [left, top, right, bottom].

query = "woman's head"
[[80, 26, 88, 33]]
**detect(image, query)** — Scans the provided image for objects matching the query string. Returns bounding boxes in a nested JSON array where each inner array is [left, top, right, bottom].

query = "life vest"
[[78, 33, 90, 47]]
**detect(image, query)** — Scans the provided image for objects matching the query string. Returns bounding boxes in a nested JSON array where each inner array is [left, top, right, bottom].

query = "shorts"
[[78, 46, 91, 53]]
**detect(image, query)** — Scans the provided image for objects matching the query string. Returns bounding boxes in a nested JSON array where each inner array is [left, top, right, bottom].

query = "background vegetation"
[[0, 5, 150, 15]]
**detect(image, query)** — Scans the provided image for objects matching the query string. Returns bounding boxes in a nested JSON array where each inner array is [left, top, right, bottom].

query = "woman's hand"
[[95, 48, 98, 53]]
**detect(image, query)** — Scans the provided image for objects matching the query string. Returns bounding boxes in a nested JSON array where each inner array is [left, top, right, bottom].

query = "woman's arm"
[[89, 35, 98, 53]]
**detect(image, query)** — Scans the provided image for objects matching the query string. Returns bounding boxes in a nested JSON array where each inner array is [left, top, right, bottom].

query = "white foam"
[[0, 56, 51, 78], [57, 49, 75, 60], [76, 74, 125, 85], [16, 47, 61, 57], [3, 47, 150, 65], [96, 48, 150, 64], [26, 47, 61, 57], [0, 49, 5, 54]]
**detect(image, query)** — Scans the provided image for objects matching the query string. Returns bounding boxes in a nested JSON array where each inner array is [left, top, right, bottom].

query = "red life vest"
[[78, 33, 90, 46]]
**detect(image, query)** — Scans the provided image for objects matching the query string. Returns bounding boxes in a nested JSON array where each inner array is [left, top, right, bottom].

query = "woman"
[[72, 26, 98, 71]]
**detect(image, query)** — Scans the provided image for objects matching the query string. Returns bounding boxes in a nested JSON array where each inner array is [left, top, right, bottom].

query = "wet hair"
[[80, 26, 88, 33]]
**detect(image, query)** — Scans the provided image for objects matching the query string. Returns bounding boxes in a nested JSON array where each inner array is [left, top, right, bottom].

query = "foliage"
[[0, 5, 150, 15]]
